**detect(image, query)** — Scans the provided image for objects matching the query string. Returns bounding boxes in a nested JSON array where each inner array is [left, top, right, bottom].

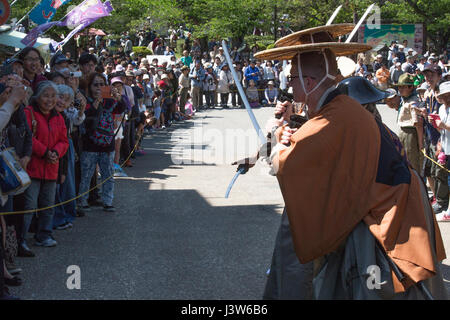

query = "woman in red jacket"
[[22, 81, 69, 249]]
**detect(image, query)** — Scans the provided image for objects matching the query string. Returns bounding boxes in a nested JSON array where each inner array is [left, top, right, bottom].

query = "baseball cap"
[[417, 82, 430, 92], [50, 52, 72, 68], [115, 65, 125, 72], [385, 88, 398, 99], [110, 77, 123, 85], [125, 70, 135, 77], [161, 74, 168, 80], [143, 74, 150, 80], [157, 80, 167, 87], [423, 64, 442, 75]]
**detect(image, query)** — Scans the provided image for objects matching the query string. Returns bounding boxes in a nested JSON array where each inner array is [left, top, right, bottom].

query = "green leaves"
[[7, 0, 449, 52]]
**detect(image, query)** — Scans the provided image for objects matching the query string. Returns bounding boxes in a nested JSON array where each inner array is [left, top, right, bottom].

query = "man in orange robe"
[[255, 36, 447, 299]]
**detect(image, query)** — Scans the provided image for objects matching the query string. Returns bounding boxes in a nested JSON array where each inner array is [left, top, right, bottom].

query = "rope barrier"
[[0, 136, 142, 216], [421, 149, 450, 173]]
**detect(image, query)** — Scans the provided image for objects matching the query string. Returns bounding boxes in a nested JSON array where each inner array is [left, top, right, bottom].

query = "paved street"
[[13, 104, 450, 299]]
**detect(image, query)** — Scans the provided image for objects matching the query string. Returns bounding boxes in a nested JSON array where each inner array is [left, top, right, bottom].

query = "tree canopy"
[[8, 0, 450, 52]]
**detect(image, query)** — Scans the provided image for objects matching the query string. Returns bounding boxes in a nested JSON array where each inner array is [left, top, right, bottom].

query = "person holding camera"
[[77, 73, 126, 214], [0, 77, 27, 300]]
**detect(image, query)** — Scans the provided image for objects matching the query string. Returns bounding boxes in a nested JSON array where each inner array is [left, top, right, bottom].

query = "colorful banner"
[[22, 0, 113, 47], [29, 0, 72, 26], [357, 24, 423, 54]]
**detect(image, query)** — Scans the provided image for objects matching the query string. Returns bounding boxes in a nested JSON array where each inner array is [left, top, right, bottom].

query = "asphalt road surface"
[[12, 103, 450, 299]]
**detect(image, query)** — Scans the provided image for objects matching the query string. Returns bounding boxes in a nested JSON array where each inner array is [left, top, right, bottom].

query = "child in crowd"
[[184, 93, 195, 117], [153, 89, 164, 129], [246, 79, 260, 108]]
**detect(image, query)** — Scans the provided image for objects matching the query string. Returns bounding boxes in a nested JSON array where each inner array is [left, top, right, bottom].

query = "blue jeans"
[[78, 151, 114, 207], [23, 179, 57, 243], [53, 139, 76, 227]]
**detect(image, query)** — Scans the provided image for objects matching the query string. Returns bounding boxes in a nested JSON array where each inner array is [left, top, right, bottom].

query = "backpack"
[[89, 105, 122, 147]]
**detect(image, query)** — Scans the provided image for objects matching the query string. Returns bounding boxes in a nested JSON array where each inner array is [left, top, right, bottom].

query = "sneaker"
[[437, 213, 450, 222], [432, 202, 446, 214], [103, 205, 116, 212], [35, 238, 57, 247], [6, 262, 22, 275], [17, 243, 35, 257], [55, 222, 71, 230]]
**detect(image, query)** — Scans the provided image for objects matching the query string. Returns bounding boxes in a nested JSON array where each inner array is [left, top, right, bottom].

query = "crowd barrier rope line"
[[0, 136, 141, 216]]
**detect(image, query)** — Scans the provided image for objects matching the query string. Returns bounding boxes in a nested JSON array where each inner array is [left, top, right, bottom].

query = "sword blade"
[[225, 167, 245, 199], [346, 3, 375, 43], [326, 5, 342, 25], [222, 40, 267, 144]]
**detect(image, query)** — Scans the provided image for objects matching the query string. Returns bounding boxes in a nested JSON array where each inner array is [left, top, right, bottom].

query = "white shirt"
[[439, 104, 450, 155]]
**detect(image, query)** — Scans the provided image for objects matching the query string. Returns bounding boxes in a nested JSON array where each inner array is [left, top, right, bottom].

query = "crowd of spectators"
[[374, 41, 450, 225], [0, 28, 448, 299]]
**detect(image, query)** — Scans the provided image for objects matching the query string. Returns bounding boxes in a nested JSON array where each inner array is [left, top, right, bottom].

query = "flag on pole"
[[29, 0, 73, 25], [22, 0, 113, 47]]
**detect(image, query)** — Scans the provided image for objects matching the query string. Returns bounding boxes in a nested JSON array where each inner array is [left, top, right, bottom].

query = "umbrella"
[[88, 28, 106, 36], [75, 28, 106, 37]]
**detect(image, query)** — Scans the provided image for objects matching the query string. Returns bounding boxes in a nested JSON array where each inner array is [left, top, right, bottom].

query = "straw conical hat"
[[254, 42, 372, 61], [275, 23, 355, 48]]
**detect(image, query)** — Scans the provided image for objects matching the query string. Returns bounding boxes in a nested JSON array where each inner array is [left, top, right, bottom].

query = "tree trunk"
[[274, 5, 278, 43], [422, 21, 427, 54]]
